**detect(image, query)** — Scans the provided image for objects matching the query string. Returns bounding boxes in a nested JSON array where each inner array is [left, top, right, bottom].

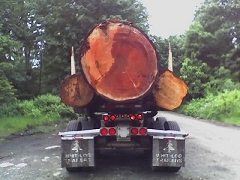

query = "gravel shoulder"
[[0, 112, 240, 180]]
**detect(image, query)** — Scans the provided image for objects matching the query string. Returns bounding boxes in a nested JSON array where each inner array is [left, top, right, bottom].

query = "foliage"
[[150, 35, 185, 76], [179, 90, 240, 125], [180, 54, 211, 99], [0, 0, 149, 97], [181, 0, 240, 98], [0, 94, 76, 119], [0, 77, 17, 105]]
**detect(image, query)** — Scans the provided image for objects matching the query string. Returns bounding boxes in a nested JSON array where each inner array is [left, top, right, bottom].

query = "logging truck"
[[58, 20, 188, 172]]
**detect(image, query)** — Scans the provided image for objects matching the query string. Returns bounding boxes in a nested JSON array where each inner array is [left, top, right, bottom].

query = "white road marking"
[[42, 157, 50, 162], [0, 162, 14, 168], [45, 145, 60, 150], [53, 172, 61, 176], [15, 163, 27, 168]]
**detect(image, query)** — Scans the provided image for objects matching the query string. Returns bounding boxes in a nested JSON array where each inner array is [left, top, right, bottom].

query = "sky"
[[140, 0, 204, 38]]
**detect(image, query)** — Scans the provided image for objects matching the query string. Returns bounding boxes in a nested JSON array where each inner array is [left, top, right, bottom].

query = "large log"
[[153, 70, 188, 110], [59, 73, 94, 107], [80, 20, 159, 102]]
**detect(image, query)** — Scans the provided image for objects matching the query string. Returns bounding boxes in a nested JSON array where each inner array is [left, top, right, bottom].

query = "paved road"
[[0, 112, 240, 180]]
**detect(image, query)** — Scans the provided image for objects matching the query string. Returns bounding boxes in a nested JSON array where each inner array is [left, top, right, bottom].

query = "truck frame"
[[59, 104, 188, 172]]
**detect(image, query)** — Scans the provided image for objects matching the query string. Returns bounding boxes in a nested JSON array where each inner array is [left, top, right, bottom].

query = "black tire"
[[144, 117, 154, 128], [77, 117, 94, 130], [164, 121, 180, 131], [66, 167, 80, 172], [154, 117, 167, 130], [65, 120, 82, 131], [153, 166, 181, 172]]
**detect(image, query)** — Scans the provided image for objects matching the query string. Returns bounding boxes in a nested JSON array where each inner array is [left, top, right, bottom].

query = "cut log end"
[[153, 70, 188, 110], [59, 73, 94, 107], [80, 20, 159, 102]]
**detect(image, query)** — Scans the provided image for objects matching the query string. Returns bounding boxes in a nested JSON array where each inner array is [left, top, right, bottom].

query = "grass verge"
[[0, 116, 69, 143], [178, 90, 240, 125]]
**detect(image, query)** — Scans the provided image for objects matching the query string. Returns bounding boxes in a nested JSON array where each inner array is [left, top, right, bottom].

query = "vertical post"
[[71, 46, 76, 75], [168, 42, 173, 72]]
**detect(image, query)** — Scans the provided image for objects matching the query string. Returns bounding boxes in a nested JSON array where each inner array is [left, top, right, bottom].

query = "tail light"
[[137, 114, 143, 120], [130, 114, 136, 121], [139, 128, 147, 135], [100, 128, 108, 136], [110, 115, 116, 121], [131, 128, 138, 135], [131, 127, 147, 136], [103, 115, 109, 121], [100, 127, 117, 136], [109, 128, 116, 135]]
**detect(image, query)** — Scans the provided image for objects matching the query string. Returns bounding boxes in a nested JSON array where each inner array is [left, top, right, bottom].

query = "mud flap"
[[61, 137, 95, 168], [152, 137, 185, 167]]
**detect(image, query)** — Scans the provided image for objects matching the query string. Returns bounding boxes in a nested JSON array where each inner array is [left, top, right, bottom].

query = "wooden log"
[[59, 73, 94, 107], [80, 20, 159, 102], [153, 70, 188, 110]]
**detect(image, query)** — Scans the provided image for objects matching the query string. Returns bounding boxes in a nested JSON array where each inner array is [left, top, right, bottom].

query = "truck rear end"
[[59, 104, 188, 172]]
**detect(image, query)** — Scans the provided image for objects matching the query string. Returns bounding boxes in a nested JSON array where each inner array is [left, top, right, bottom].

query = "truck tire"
[[77, 117, 94, 130], [154, 117, 167, 130], [144, 117, 154, 128], [164, 121, 180, 131], [65, 119, 82, 131], [65, 119, 87, 172], [161, 121, 181, 173]]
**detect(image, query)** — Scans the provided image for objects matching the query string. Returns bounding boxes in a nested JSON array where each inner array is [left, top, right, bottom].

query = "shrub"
[[178, 90, 240, 125]]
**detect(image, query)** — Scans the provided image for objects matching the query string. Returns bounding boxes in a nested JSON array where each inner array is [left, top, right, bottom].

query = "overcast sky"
[[140, 0, 204, 38]]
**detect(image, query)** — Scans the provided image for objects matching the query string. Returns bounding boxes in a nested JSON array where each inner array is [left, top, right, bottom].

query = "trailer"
[[58, 19, 188, 172], [59, 105, 188, 172]]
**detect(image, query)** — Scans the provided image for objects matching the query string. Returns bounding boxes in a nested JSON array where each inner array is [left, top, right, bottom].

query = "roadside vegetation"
[[0, 94, 76, 141], [178, 90, 240, 125]]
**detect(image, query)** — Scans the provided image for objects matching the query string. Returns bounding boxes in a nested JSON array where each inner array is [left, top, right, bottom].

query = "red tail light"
[[131, 128, 138, 135], [109, 128, 116, 135], [110, 115, 116, 121], [137, 114, 143, 120], [130, 114, 136, 121], [100, 128, 108, 136], [103, 115, 109, 121], [139, 128, 147, 135]]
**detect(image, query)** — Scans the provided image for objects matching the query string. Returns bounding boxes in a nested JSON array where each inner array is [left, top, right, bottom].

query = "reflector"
[[130, 114, 136, 120], [109, 128, 116, 135], [103, 115, 109, 121], [139, 128, 147, 135], [131, 128, 138, 135], [137, 114, 143, 120], [110, 115, 116, 121], [100, 128, 108, 135]]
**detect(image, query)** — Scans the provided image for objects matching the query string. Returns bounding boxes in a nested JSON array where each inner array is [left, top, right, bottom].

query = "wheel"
[[154, 117, 167, 130], [153, 166, 181, 172], [65, 119, 82, 131], [66, 167, 80, 172], [164, 121, 180, 131], [165, 167, 181, 172], [77, 117, 94, 130], [151, 120, 182, 173], [144, 117, 154, 128]]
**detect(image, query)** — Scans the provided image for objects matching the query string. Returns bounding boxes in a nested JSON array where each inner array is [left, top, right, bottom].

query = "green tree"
[[150, 35, 185, 76], [35, 0, 149, 94], [180, 54, 211, 99]]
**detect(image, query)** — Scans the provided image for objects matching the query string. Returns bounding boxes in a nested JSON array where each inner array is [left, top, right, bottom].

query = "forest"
[[0, 0, 239, 130]]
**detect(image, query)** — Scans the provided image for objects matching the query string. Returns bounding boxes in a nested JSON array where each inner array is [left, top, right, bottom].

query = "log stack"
[[60, 20, 188, 111]]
